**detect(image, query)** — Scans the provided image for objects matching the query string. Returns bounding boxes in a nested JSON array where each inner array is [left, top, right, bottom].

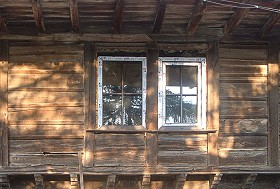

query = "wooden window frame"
[[158, 57, 207, 129], [97, 56, 147, 128]]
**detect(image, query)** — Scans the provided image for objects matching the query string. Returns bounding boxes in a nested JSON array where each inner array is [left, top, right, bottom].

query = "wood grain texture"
[[186, 0, 206, 36], [152, 0, 167, 33]]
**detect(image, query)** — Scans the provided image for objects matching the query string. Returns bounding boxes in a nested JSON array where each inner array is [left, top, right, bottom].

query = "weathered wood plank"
[[32, 0, 45, 32], [112, 0, 124, 34], [8, 91, 84, 107], [34, 173, 44, 189], [220, 65, 267, 77], [260, 4, 280, 36], [210, 174, 223, 189], [9, 154, 79, 166], [0, 175, 10, 188], [0, 15, 7, 33], [8, 73, 84, 90], [84, 132, 94, 167], [146, 133, 158, 167], [219, 150, 267, 166], [219, 48, 267, 60], [152, 0, 167, 33], [142, 175, 151, 189], [69, 0, 80, 32], [267, 42, 279, 167], [219, 119, 267, 134], [175, 174, 186, 189], [95, 134, 145, 147], [207, 41, 219, 167], [0, 40, 8, 167], [70, 173, 79, 189], [10, 139, 83, 153], [106, 175, 116, 189], [186, 0, 206, 36], [8, 107, 84, 124], [9, 124, 84, 137], [242, 174, 257, 189], [218, 136, 267, 149]]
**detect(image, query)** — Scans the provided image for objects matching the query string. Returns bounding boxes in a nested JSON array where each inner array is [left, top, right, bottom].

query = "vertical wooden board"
[[146, 133, 158, 167], [0, 40, 8, 166], [84, 132, 94, 167], [146, 46, 159, 130]]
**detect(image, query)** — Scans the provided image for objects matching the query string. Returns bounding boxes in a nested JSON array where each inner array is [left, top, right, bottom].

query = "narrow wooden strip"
[[152, 0, 167, 34], [34, 173, 44, 189], [86, 129, 216, 134], [78, 152, 84, 189], [0, 40, 8, 167], [69, 0, 80, 32], [0, 15, 7, 33], [113, 0, 124, 34], [186, 0, 206, 36], [106, 175, 116, 189], [260, 4, 280, 36], [267, 42, 279, 167], [84, 132, 94, 167], [32, 0, 45, 32], [146, 133, 158, 167], [175, 174, 186, 189]]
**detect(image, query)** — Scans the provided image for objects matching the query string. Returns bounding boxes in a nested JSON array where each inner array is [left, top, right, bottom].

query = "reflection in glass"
[[124, 63, 142, 93], [182, 96, 197, 124], [166, 95, 181, 123], [124, 95, 142, 125], [103, 95, 122, 125], [103, 62, 121, 93], [166, 66, 180, 94]]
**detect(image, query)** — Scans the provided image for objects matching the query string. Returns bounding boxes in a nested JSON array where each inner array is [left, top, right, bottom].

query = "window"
[[98, 56, 146, 128], [158, 57, 206, 129]]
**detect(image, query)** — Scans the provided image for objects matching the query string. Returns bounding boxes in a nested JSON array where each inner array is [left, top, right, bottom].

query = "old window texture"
[[158, 57, 206, 129], [97, 56, 147, 128]]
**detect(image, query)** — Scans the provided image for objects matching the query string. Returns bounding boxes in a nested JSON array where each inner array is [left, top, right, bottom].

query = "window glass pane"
[[103, 95, 122, 125], [182, 66, 198, 95], [166, 65, 180, 94], [182, 96, 197, 124], [123, 95, 142, 126], [103, 62, 122, 93], [124, 62, 142, 93], [166, 95, 181, 123]]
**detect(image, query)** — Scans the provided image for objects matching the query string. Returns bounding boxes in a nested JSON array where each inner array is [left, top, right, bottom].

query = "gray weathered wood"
[[0, 40, 8, 167], [175, 174, 186, 189], [242, 174, 257, 189], [34, 174, 44, 189], [267, 42, 279, 167]]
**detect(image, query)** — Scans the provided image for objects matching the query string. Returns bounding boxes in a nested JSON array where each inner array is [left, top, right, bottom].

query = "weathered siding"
[[7, 42, 84, 167], [219, 44, 268, 166]]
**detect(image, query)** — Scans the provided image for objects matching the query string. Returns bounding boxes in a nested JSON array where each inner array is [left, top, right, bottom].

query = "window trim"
[[158, 57, 206, 129], [97, 56, 147, 128]]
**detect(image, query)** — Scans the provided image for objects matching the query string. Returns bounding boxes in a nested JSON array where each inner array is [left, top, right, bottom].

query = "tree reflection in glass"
[[102, 61, 142, 126], [165, 65, 198, 124]]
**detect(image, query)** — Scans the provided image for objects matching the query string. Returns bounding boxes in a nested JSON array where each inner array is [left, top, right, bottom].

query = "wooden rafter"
[[32, 0, 45, 32], [186, 0, 206, 36], [152, 0, 167, 33], [113, 0, 124, 34], [242, 174, 257, 189], [175, 174, 187, 189], [69, 0, 80, 32], [224, 0, 249, 35], [0, 16, 7, 33], [260, 4, 280, 36], [210, 174, 223, 189]]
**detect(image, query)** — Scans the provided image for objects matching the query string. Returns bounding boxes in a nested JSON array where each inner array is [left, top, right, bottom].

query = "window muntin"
[[98, 57, 146, 128], [158, 57, 206, 129]]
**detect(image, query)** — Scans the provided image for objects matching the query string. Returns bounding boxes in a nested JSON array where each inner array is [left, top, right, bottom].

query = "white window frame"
[[97, 56, 147, 128], [158, 57, 206, 129]]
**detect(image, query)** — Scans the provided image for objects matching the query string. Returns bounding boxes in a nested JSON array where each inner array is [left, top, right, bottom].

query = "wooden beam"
[[267, 42, 279, 167], [0, 33, 152, 43], [242, 174, 257, 189], [260, 4, 280, 36], [84, 42, 96, 167], [0, 16, 7, 33], [210, 174, 223, 189], [142, 175, 151, 189], [224, 0, 249, 35], [78, 152, 84, 189], [0, 175, 10, 188], [152, 0, 167, 34], [113, 0, 124, 34], [186, 0, 206, 36], [70, 173, 79, 189], [0, 40, 8, 167], [32, 0, 46, 32], [69, 0, 80, 32], [175, 174, 186, 189], [106, 175, 116, 189], [207, 41, 219, 167], [34, 174, 44, 189]]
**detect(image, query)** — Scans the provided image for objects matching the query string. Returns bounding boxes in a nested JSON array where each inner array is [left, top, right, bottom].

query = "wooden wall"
[[7, 42, 84, 167], [218, 44, 268, 166]]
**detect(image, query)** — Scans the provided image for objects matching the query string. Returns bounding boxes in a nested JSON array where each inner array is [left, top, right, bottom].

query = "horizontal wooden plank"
[[219, 48, 267, 60], [220, 76, 267, 84], [219, 150, 267, 166], [94, 148, 145, 166], [158, 151, 207, 166], [219, 119, 267, 134], [9, 154, 79, 167], [9, 54, 83, 64], [158, 134, 207, 151], [220, 65, 267, 77], [218, 136, 267, 149], [94, 134, 145, 147], [8, 62, 83, 74], [220, 83, 267, 99], [219, 59, 267, 66], [8, 73, 84, 89], [8, 91, 84, 107], [9, 124, 84, 137], [220, 101, 267, 117], [10, 139, 83, 153], [8, 107, 84, 123]]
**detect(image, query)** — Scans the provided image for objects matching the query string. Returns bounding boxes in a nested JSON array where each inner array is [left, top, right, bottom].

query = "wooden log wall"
[[7, 42, 84, 167], [219, 43, 268, 166]]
